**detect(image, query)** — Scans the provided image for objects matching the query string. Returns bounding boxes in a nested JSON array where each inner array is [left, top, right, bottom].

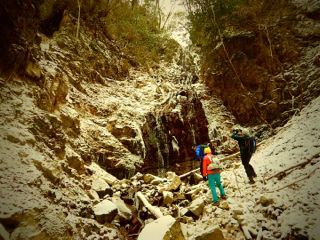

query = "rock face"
[[0, 0, 211, 182], [0, 1, 211, 238], [1, 0, 319, 239], [141, 90, 209, 174], [201, 0, 320, 127]]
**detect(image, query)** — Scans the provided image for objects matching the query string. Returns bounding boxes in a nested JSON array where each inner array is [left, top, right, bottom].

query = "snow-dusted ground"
[[251, 96, 320, 238], [182, 96, 320, 239]]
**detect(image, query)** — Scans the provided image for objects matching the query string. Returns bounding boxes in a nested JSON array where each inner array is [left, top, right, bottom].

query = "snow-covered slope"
[[251, 95, 320, 238], [183, 96, 320, 239]]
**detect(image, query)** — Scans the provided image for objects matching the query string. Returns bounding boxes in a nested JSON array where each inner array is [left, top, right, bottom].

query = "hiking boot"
[[220, 195, 227, 200], [249, 176, 255, 184], [213, 201, 220, 207]]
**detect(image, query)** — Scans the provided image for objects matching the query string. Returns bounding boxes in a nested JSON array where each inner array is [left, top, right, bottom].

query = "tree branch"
[[266, 153, 319, 181], [266, 167, 318, 193], [135, 192, 163, 219]]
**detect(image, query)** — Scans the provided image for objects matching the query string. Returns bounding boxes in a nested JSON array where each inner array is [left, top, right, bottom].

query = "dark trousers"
[[241, 152, 256, 179]]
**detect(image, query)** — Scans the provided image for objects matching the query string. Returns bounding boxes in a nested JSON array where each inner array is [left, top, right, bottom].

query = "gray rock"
[[220, 201, 230, 210], [162, 191, 173, 206], [179, 207, 189, 217], [186, 188, 202, 200], [93, 199, 118, 223], [91, 178, 112, 199], [138, 215, 185, 240], [195, 228, 225, 240], [112, 196, 132, 221], [259, 196, 274, 207], [165, 172, 181, 191], [143, 173, 157, 184], [188, 198, 205, 217], [151, 178, 163, 185], [86, 162, 118, 185], [87, 189, 100, 203], [233, 208, 244, 217]]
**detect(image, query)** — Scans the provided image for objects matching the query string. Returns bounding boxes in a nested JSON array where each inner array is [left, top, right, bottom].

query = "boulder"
[[219, 201, 230, 210], [138, 215, 185, 240], [162, 191, 173, 206], [91, 178, 112, 198], [86, 162, 118, 185], [232, 207, 244, 218], [195, 228, 225, 240], [87, 189, 100, 203], [93, 199, 118, 224], [112, 196, 132, 221], [143, 173, 158, 184], [186, 188, 202, 200], [179, 208, 189, 216], [165, 172, 181, 191], [151, 178, 163, 185], [259, 196, 274, 207], [131, 172, 143, 181], [188, 198, 205, 217], [174, 192, 186, 202]]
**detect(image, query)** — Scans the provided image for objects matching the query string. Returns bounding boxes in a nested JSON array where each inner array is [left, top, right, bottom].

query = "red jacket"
[[202, 153, 221, 177]]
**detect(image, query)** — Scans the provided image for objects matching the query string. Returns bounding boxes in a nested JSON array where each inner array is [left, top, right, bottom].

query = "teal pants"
[[208, 173, 225, 203]]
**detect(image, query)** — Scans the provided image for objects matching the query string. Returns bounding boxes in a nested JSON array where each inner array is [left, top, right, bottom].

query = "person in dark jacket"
[[231, 128, 257, 184]]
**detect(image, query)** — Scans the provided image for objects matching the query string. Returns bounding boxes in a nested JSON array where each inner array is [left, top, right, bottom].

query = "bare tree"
[[76, 0, 81, 39]]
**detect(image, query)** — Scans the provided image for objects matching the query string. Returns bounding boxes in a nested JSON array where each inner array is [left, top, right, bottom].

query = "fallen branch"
[[266, 167, 318, 193], [76, 0, 81, 39], [179, 168, 199, 179], [241, 225, 252, 240], [266, 153, 319, 181], [256, 228, 263, 240], [233, 169, 242, 196], [135, 192, 163, 219]]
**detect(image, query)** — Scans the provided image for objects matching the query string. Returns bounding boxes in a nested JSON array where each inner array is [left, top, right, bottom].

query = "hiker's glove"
[[203, 176, 208, 181]]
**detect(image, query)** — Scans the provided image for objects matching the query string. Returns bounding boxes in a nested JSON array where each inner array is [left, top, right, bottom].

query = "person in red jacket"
[[202, 147, 226, 205]]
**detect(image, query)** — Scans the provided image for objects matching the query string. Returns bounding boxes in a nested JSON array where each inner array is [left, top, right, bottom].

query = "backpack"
[[196, 144, 209, 160], [207, 155, 222, 170], [245, 137, 256, 155]]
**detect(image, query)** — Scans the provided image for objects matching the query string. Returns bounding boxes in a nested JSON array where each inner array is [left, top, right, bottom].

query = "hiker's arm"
[[231, 132, 242, 140], [231, 132, 250, 141], [201, 156, 207, 177]]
